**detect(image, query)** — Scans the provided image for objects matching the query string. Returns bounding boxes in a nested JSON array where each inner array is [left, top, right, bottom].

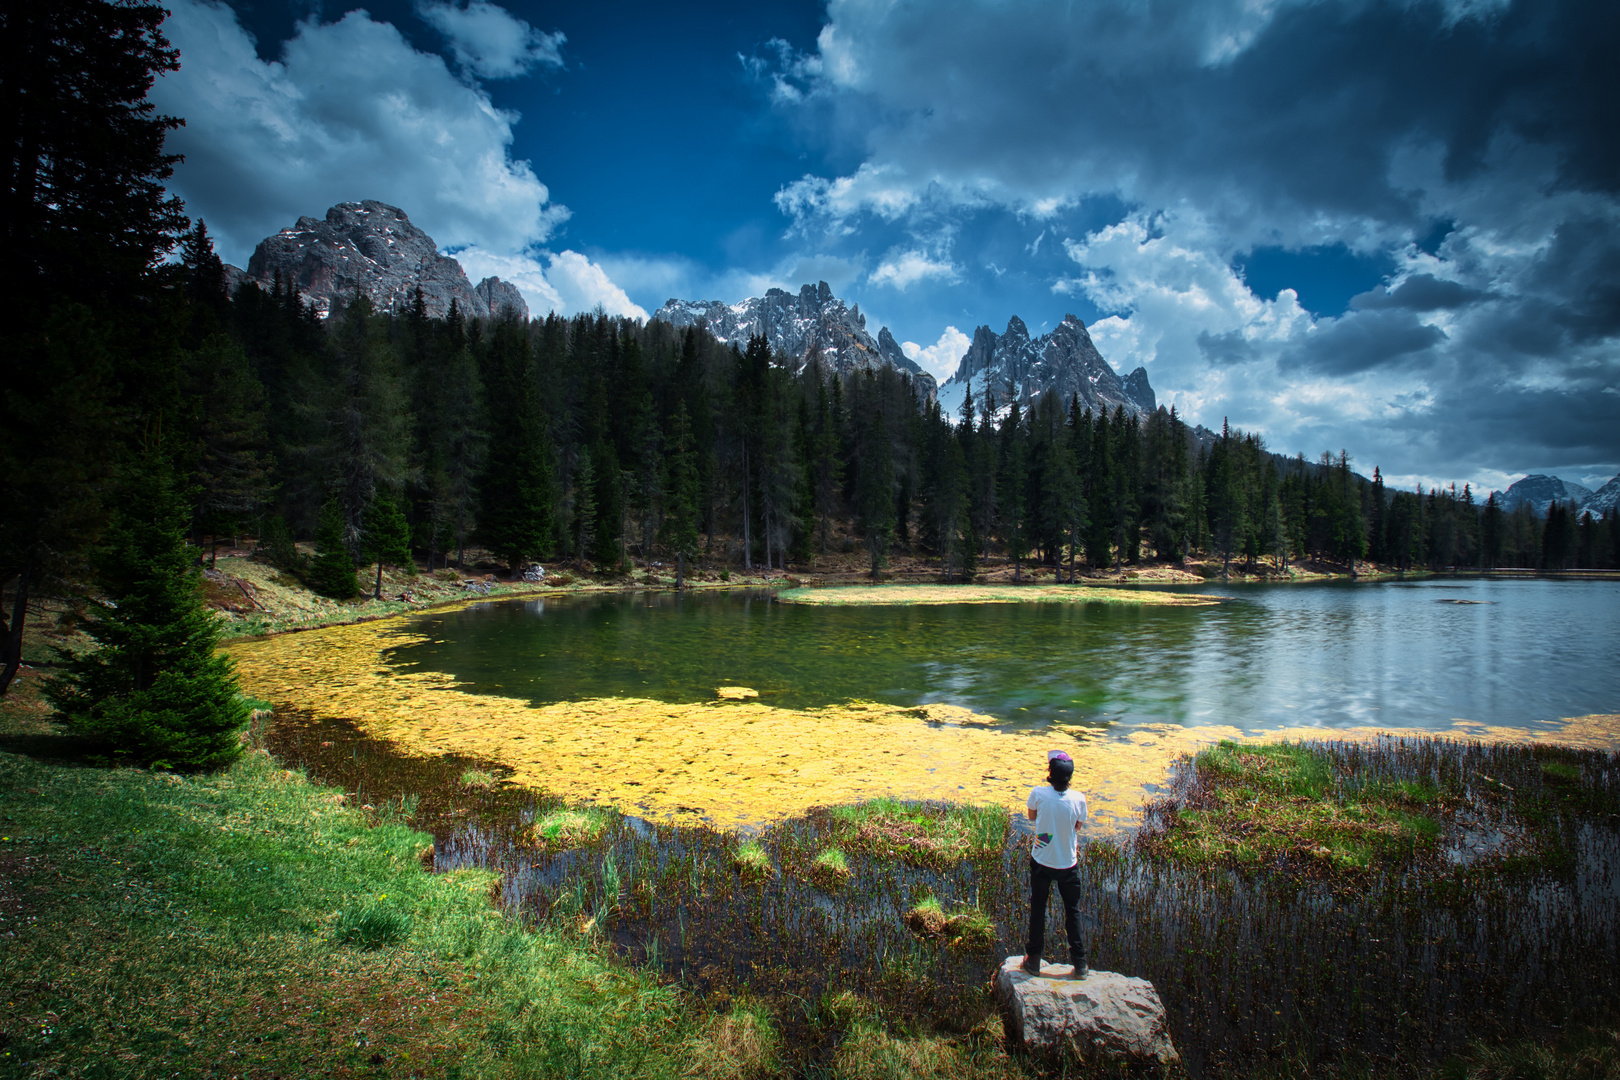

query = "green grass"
[[826, 797, 1008, 867], [809, 846, 853, 888], [0, 746, 697, 1079], [528, 805, 609, 848], [460, 767, 498, 790], [1146, 740, 1452, 874], [733, 839, 775, 883]]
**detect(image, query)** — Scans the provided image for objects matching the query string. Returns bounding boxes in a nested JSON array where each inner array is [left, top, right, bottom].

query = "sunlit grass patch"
[[827, 797, 1008, 867], [808, 846, 853, 889], [1141, 740, 1447, 874], [776, 583, 1219, 607], [903, 895, 995, 949], [832, 1021, 1017, 1080], [528, 805, 609, 849], [460, 767, 498, 790], [733, 839, 775, 883], [685, 1001, 781, 1079]]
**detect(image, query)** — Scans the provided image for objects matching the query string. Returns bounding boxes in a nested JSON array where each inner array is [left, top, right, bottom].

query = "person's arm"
[[1027, 807, 1038, 820]]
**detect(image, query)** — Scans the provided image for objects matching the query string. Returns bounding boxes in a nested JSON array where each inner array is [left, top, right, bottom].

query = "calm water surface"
[[383, 578, 1619, 735]]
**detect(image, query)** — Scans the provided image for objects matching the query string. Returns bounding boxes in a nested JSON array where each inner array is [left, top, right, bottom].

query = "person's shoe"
[[1069, 959, 1090, 978], [1019, 955, 1042, 976]]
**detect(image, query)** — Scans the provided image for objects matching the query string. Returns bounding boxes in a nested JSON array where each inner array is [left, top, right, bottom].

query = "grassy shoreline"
[[5, 651, 1617, 1080]]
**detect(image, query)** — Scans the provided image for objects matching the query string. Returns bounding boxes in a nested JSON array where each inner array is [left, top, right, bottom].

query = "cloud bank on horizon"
[[152, 0, 1618, 494]]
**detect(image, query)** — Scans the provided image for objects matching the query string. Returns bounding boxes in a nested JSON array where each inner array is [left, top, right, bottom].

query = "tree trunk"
[[374, 561, 383, 600], [0, 564, 31, 698], [676, 551, 686, 590]]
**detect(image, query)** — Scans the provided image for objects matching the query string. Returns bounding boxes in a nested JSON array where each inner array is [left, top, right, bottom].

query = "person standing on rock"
[[1022, 749, 1089, 978]]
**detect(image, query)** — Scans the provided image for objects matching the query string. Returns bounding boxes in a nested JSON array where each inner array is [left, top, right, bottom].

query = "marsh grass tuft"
[[529, 806, 610, 848], [686, 1001, 782, 1079], [833, 1021, 1018, 1080], [808, 846, 853, 889], [828, 797, 1009, 867], [1139, 740, 1450, 876], [733, 839, 774, 883], [461, 767, 499, 790]]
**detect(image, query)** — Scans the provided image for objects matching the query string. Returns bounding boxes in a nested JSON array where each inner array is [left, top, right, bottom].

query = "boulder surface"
[[992, 956, 1179, 1065]]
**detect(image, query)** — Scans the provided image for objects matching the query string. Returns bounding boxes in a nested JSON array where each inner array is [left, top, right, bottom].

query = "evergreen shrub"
[[48, 452, 249, 769], [309, 500, 358, 599]]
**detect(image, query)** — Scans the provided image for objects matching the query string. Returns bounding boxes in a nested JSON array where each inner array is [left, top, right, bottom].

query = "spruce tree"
[[361, 489, 413, 599], [47, 450, 248, 769], [309, 500, 358, 599]]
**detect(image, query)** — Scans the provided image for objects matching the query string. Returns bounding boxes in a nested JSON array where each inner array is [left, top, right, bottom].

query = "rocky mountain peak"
[[652, 282, 937, 400], [234, 200, 527, 322], [938, 311, 1152, 422]]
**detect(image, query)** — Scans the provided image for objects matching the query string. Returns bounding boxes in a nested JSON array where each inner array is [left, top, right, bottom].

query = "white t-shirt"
[[1028, 785, 1088, 869]]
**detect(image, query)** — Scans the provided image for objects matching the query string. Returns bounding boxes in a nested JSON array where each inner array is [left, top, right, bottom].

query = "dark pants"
[[1026, 856, 1086, 966]]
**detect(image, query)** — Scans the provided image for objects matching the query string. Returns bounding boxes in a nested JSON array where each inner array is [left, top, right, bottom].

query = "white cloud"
[[870, 250, 959, 290], [417, 0, 565, 79], [453, 247, 647, 320], [903, 327, 972, 382], [151, 0, 568, 266], [543, 251, 649, 320]]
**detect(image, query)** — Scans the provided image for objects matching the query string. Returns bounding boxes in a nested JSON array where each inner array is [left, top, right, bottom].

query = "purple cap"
[[1047, 750, 1073, 763]]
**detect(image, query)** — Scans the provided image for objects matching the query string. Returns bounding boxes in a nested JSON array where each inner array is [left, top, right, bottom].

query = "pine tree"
[[309, 499, 358, 599], [47, 449, 247, 769], [361, 489, 413, 599]]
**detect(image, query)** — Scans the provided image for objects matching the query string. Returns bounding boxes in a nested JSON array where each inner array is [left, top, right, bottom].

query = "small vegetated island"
[[776, 583, 1222, 606]]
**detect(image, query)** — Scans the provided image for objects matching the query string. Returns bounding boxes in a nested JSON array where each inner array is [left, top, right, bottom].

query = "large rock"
[[239, 200, 528, 322], [992, 956, 1179, 1065], [653, 282, 937, 401]]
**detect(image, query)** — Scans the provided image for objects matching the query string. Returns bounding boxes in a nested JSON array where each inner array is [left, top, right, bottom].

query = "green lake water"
[[382, 577, 1620, 737]]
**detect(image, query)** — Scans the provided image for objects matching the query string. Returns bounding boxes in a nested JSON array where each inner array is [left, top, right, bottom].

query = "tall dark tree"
[[46, 449, 248, 769], [309, 500, 358, 600], [478, 315, 554, 571], [1, 0, 188, 698], [360, 489, 412, 599]]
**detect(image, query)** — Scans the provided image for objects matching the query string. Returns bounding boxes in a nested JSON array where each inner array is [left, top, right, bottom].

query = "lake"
[[230, 576, 1619, 829], [383, 577, 1620, 736]]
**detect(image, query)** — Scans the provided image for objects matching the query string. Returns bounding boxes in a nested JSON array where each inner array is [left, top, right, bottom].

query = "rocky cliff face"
[[653, 282, 937, 400], [937, 313, 1154, 421], [235, 201, 527, 322], [1496, 474, 1596, 516]]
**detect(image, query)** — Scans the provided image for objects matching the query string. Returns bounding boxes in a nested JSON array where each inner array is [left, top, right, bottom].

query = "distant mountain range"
[[224, 201, 527, 321], [1494, 473, 1620, 515], [654, 282, 938, 400]]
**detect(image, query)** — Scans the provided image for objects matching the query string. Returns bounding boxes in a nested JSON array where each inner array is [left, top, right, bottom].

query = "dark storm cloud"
[[771, 0, 1620, 485], [1352, 275, 1489, 313], [1279, 310, 1447, 377]]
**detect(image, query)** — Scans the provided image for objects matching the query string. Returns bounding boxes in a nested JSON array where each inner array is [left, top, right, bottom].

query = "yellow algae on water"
[[775, 584, 1221, 607], [224, 618, 1620, 835], [716, 686, 759, 700]]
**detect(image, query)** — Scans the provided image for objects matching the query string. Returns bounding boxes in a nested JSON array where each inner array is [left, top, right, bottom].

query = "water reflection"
[[384, 578, 1620, 735]]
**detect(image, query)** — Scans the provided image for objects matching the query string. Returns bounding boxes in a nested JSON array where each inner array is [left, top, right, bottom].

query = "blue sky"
[[151, 0, 1619, 494]]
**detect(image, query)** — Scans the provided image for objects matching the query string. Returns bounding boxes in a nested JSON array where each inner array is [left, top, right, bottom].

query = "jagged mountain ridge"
[[228, 201, 526, 322], [936, 313, 1155, 421], [653, 282, 937, 400]]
